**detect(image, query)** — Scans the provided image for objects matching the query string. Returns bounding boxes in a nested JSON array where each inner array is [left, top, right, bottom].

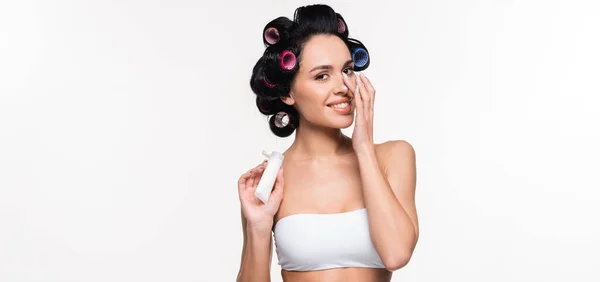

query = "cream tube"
[[254, 150, 284, 204]]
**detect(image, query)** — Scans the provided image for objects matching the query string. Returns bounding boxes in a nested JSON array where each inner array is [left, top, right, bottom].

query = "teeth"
[[331, 102, 349, 109]]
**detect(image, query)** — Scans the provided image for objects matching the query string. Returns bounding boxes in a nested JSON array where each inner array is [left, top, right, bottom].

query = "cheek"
[[298, 83, 329, 104], [290, 79, 333, 118], [296, 88, 329, 114]]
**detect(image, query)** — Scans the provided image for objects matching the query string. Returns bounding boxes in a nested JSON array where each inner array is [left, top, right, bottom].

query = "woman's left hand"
[[343, 72, 376, 152]]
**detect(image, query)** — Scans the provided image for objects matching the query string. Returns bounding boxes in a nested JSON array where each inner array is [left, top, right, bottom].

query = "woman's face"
[[285, 34, 357, 129]]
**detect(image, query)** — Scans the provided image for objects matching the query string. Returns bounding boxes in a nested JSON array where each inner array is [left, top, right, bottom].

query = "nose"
[[334, 73, 350, 95]]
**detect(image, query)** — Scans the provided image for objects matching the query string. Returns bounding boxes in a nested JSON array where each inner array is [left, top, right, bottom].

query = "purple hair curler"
[[274, 112, 290, 128], [263, 76, 277, 88], [337, 18, 346, 34], [279, 50, 297, 71], [264, 27, 280, 45]]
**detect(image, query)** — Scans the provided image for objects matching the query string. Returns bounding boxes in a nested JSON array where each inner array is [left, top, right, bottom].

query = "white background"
[[1, 0, 599, 281]]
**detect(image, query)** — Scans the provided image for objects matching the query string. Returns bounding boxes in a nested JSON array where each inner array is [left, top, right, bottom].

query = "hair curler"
[[273, 112, 290, 128], [264, 27, 280, 45], [262, 17, 293, 47], [254, 150, 284, 204], [335, 13, 349, 37], [352, 47, 369, 69], [279, 50, 297, 71], [337, 17, 346, 34], [263, 76, 277, 88]]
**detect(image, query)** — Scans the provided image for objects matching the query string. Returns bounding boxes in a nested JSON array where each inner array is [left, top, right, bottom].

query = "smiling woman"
[[249, 6, 370, 138], [237, 4, 418, 282]]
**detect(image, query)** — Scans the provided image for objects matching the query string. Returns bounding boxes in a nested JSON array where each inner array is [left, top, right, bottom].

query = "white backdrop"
[[1, 0, 599, 281]]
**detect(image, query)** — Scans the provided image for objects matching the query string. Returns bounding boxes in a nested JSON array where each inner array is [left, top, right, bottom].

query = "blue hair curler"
[[351, 48, 369, 69]]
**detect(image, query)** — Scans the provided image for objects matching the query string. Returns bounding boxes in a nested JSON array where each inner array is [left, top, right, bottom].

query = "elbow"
[[382, 250, 413, 272]]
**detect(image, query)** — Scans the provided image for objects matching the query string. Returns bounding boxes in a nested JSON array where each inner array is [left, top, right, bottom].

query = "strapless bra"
[[272, 208, 385, 271]]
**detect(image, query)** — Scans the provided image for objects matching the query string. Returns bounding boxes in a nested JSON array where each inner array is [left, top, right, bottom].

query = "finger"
[[343, 72, 358, 99], [253, 165, 268, 186], [356, 73, 370, 121], [360, 73, 376, 95], [246, 167, 261, 191], [242, 160, 268, 197], [240, 169, 258, 203], [250, 164, 267, 189], [360, 74, 375, 120], [238, 170, 253, 195], [353, 74, 363, 118]]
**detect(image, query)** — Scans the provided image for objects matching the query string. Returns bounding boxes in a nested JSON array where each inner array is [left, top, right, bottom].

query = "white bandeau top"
[[272, 208, 385, 271]]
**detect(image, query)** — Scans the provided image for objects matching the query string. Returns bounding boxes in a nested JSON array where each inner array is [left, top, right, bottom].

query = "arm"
[[236, 208, 273, 282], [357, 140, 419, 271], [236, 162, 284, 282]]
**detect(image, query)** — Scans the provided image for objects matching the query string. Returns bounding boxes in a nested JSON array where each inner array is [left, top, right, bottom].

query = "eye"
[[315, 73, 329, 81], [343, 67, 355, 75]]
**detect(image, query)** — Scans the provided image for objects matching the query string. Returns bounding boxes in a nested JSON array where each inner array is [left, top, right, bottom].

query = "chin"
[[330, 115, 355, 129]]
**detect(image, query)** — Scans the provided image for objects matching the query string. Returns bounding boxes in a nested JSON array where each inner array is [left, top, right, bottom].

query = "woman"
[[236, 4, 418, 282]]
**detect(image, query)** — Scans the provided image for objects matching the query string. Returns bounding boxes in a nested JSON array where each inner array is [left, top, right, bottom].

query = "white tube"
[[254, 150, 284, 204]]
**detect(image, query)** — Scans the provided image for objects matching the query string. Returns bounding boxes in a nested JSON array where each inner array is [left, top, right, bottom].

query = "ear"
[[280, 93, 295, 106]]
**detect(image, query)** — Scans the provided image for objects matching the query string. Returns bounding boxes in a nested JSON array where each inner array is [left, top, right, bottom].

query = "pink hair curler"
[[279, 50, 296, 71], [263, 76, 277, 88], [264, 27, 280, 45]]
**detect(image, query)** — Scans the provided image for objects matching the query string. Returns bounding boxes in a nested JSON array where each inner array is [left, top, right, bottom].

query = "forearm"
[[356, 147, 417, 267], [237, 226, 272, 282]]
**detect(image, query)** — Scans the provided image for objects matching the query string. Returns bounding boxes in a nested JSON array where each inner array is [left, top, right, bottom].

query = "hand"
[[237, 160, 284, 231], [343, 72, 375, 152]]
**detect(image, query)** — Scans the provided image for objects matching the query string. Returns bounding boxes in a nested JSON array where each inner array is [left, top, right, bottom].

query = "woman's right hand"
[[237, 160, 284, 232]]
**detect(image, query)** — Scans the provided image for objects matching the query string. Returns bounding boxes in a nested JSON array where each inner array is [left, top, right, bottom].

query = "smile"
[[329, 102, 349, 109], [327, 97, 353, 109]]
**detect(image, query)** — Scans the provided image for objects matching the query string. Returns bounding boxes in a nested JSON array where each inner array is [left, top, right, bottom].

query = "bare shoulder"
[[374, 140, 416, 166], [374, 140, 417, 199]]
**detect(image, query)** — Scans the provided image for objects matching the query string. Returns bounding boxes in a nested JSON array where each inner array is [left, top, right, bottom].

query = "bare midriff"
[[281, 267, 392, 282]]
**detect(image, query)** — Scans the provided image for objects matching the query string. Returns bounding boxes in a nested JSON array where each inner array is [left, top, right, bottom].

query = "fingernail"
[[343, 72, 349, 80]]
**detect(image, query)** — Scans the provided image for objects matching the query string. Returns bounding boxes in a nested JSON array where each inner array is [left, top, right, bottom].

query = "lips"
[[327, 97, 353, 115], [326, 97, 353, 107]]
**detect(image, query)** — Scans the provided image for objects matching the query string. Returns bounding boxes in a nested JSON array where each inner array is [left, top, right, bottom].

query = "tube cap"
[[262, 150, 284, 160]]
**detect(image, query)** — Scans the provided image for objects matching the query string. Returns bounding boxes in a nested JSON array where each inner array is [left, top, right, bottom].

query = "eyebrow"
[[309, 59, 354, 73]]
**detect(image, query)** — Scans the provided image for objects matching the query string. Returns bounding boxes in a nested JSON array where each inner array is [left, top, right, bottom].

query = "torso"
[[273, 142, 393, 282]]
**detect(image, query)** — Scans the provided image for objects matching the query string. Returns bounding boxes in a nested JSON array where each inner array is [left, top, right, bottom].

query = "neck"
[[286, 118, 353, 160]]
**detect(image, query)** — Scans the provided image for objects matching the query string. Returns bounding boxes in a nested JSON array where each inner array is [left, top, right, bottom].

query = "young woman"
[[237, 4, 419, 282]]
